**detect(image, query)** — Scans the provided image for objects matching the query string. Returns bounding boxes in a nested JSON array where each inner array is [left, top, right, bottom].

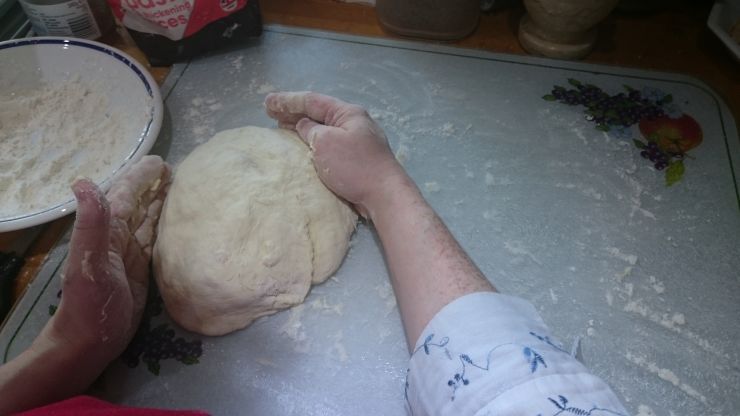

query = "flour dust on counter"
[[256, 83, 277, 95], [635, 404, 657, 416], [423, 181, 441, 193], [374, 280, 398, 317], [625, 352, 708, 405], [186, 96, 223, 140], [308, 296, 344, 316], [0, 77, 138, 218], [279, 304, 309, 352]]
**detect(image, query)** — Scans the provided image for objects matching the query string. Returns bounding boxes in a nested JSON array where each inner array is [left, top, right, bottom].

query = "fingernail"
[[309, 129, 319, 145], [72, 178, 93, 199]]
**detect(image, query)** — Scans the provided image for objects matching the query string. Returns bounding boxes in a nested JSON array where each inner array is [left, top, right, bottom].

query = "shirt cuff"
[[404, 292, 629, 416]]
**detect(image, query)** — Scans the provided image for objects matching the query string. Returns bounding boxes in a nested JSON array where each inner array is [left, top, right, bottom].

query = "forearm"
[[262, 91, 495, 350], [0, 328, 108, 414], [367, 170, 495, 350]]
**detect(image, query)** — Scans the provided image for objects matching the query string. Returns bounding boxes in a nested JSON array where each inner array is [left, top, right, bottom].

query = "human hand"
[[0, 156, 170, 414], [264, 92, 408, 218], [45, 155, 170, 363]]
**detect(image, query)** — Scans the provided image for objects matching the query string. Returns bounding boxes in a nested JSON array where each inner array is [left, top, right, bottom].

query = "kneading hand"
[[267, 92, 494, 350], [264, 92, 406, 218]]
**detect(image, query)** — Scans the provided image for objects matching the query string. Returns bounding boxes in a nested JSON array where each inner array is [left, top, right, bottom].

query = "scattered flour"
[[309, 297, 344, 316], [230, 55, 244, 71], [440, 122, 455, 136], [424, 182, 441, 193], [605, 291, 614, 306], [254, 357, 277, 368], [626, 352, 708, 405], [375, 281, 397, 316], [187, 96, 222, 140], [555, 183, 604, 200], [581, 187, 604, 200], [482, 210, 495, 220], [605, 247, 638, 265], [635, 404, 656, 416], [617, 287, 726, 359], [573, 128, 589, 146], [584, 319, 596, 336], [623, 299, 686, 332], [0, 77, 144, 218], [330, 331, 349, 363], [503, 241, 542, 265], [614, 167, 656, 221], [395, 144, 410, 164], [257, 83, 276, 94], [377, 325, 393, 341], [614, 266, 634, 283], [485, 172, 495, 186], [649, 275, 665, 294], [279, 305, 308, 346]]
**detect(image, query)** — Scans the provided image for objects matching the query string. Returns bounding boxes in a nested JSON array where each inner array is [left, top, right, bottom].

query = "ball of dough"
[[153, 126, 357, 336]]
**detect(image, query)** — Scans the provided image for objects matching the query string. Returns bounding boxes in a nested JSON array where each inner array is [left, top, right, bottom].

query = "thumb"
[[64, 179, 110, 284], [296, 117, 334, 150]]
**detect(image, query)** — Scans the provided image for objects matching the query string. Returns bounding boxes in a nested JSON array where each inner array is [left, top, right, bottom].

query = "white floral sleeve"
[[405, 292, 629, 416]]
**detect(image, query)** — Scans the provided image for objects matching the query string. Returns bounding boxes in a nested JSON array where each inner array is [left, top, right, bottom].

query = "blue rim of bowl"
[[0, 37, 162, 229], [0, 38, 155, 96]]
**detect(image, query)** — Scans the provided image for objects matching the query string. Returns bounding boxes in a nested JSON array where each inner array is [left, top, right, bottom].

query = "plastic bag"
[[107, 0, 262, 65]]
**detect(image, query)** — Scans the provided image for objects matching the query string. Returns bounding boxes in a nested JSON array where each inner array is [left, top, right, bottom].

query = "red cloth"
[[16, 396, 209, 416]]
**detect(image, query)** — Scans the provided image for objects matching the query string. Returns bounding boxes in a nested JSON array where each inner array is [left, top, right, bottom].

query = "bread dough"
[[153, 126, 357, 336]]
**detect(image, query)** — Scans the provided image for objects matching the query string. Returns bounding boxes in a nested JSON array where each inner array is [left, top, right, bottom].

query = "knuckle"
[[304, 91, 320, 106]]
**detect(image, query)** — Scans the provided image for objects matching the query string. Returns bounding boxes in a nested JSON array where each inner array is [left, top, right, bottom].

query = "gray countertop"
[[2, 26, 739, 416]]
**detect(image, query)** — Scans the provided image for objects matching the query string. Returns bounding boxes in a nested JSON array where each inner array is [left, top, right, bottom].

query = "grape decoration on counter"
[[120, 290, 203, 375], [544, 78, 703, 186]]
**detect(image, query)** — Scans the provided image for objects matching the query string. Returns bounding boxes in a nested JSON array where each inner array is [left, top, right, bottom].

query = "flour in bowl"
[[0, 77, 146, 219]]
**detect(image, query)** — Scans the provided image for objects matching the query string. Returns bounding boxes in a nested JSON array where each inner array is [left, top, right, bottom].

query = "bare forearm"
[[367, 172, 495, 350], [261, 92, 495, 350], [0, 329, 107, 414]]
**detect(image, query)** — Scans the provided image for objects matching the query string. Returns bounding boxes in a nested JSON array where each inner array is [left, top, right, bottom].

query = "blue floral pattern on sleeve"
[[407, 331, 565, 402], [541, 395, 626, 416], [406, 331, 627, 416]]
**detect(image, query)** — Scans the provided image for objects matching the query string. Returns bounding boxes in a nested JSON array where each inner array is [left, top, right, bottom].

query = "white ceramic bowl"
[[708, 0, 740, 62], [0, 37, 163, 232]]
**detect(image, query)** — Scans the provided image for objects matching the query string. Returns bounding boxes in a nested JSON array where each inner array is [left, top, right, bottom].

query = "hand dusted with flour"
[[153, 126, 357, 336]]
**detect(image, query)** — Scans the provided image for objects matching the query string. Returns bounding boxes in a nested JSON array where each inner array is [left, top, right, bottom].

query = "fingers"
[[65, 179, 110, 283], [133, 198, 164, 258], [264, 91, 310, 126], [107, 156, 171, 232], [264, 92, 350, 127]]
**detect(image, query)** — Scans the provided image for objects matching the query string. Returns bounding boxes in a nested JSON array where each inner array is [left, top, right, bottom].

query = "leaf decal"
[[665, 160, 685, 186]]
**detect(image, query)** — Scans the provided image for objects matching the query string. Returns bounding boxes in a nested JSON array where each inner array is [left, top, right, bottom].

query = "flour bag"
[[107, 0, 262, 65]]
